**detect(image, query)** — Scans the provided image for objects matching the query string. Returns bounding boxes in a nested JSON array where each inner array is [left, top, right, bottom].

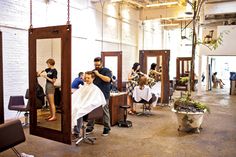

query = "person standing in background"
[[39, 58, 57, 121]]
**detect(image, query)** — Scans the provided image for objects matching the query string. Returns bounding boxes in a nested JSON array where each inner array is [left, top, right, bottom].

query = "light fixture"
[[146, 2, 178, 7], [160, 23, 179, 26]]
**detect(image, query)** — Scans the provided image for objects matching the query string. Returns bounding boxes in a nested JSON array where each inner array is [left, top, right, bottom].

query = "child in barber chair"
[[72, 71, 106, 137], [132, 76, 157, 112]]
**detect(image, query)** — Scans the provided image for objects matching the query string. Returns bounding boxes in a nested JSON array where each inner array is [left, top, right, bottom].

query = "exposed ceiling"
[[92, 0, 236, 27], [111, 0, 179, 8]]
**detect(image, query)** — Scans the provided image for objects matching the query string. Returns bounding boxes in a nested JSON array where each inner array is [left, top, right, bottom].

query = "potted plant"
[[172, 92, 210, 133], [179, 76, 189, 86]]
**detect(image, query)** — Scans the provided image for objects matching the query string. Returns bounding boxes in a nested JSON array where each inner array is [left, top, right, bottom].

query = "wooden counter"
[[109, 92, 127, 126], [94, 92, 127, 126]]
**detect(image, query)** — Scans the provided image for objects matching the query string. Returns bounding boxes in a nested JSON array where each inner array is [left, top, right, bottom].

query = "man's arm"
[[93, 70, 111, 82]]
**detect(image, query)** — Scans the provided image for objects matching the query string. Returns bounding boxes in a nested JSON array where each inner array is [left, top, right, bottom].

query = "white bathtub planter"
[[172, 93, 209, 133], [172, 108, 207, 133]]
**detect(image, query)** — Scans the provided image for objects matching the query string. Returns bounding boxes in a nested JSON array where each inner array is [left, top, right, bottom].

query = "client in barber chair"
[[132, 76, 157, 112], [72, 71, 106, 137]]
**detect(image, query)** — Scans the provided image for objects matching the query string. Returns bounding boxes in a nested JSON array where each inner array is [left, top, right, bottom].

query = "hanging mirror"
[[29, 25, 71, 144], [139, 50, 170, 103], [36, 38, 61, 131], [101, 51, 122, 92], [0, 31, 4, 124], [176, 57, 192, 80]]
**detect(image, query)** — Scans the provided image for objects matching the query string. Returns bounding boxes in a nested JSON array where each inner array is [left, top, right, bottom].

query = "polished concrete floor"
[[1, 87, 236, 157]]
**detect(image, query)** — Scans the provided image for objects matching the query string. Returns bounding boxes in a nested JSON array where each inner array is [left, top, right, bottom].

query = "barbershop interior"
[[1, 0, 236, 157]]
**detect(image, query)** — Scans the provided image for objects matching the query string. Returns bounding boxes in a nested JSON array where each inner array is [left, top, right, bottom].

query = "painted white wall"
[[0, 0, 139, 119], [204, 1, 236, 15]]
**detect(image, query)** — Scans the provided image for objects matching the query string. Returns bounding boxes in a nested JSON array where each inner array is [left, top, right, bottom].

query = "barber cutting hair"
[[86, 57, 112, 136]]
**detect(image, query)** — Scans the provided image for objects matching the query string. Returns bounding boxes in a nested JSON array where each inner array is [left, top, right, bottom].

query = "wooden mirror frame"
[[101, 51, 122, 91], [29, 25, 71, 144], [176, 57, 192, 80], [139, 50, 170, 103], [0, 31, 4, 124]]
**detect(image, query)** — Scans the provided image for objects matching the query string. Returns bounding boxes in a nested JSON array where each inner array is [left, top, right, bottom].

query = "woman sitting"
[[212, 72, 225, 88], [132, 76, 157, 111]]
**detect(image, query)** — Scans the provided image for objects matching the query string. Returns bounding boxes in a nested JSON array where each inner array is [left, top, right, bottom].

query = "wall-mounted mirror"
[[101, 51, 122, 92], [0, 31, 4, 124], [176, 57, 192, 80], [36, 38, 61, 131], [139, 50, 170, 103], [29, 25, 71, 144]]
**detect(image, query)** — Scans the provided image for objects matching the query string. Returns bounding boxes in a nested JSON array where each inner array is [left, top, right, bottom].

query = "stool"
[[118, 105, 132, 127]]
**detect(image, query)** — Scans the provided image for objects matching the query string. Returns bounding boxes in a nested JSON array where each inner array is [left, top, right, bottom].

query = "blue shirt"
[[71, 77, 84, 89]]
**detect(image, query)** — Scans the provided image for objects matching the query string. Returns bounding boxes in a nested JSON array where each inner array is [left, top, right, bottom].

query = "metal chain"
[[67, 0, 70, 25], [30, 0, 32, 28]]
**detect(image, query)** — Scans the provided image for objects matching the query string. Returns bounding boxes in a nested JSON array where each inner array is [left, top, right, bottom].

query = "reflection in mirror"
[[36, 38, 61, 131], [180, 61, 183, 76], [159, 56, 162, 68], [105, 56, 118, 78], [102, 52, 122, 91], [147, 57, 156, 74]]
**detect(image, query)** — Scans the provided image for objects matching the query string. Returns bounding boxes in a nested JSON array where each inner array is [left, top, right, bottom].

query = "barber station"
[[1, 0, 236, 157]]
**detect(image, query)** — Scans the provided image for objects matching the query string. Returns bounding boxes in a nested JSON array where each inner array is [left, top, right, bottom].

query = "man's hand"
[[93, 70, 99, 76]]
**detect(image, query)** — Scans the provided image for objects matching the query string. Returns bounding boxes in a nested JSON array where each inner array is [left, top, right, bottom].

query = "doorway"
[[208, 56, 236, 90]]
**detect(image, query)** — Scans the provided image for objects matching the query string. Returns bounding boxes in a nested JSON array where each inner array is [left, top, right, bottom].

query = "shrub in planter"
[[172, 93, 209, 133]]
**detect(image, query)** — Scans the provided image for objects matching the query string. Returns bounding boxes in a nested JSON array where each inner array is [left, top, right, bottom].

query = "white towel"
[[71, 83, 106, 127], [132, 85, 153, 102]]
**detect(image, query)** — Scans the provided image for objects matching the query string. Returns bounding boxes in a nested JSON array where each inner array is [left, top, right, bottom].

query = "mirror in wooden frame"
[[29, 25, 71, 144]]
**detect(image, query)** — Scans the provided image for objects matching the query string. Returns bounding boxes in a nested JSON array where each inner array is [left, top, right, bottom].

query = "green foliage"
[[179, 77, 189, 85], [174, 92, 210, 113]]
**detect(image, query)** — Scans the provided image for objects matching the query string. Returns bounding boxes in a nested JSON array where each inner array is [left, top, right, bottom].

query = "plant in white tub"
[[172, 93, 210, 133]]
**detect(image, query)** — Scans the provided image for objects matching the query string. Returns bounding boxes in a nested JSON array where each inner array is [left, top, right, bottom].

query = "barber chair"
[[118, 105, 132, 127], [8, 95, 30, 127], [132, 85, 157, 116], [0, 119, 26, 156], [75, 106, 103, 145], [133, 99, 153, 116]]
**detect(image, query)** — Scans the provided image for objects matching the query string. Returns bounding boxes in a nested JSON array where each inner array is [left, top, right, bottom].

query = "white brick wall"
[[0, 0, 140, 119]]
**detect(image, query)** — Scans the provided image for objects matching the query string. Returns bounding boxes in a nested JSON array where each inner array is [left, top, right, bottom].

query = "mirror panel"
[[101, 51, 122, 92], [105, 56, 118, 79], [0, 31, 3, 124], [147, 56, 157, 74], [29, 25, 71, 144], [36, 38, 61, 131], [176, 57, 192, 79], [139, 50, 170, 103]]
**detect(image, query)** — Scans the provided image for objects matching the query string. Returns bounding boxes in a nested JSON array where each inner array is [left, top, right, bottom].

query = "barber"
[[86, 57, 112, 136]]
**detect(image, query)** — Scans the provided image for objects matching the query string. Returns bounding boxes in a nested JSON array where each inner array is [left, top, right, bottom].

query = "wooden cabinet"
[[94, 92, 127, 126], [109, 92, 127, 126]]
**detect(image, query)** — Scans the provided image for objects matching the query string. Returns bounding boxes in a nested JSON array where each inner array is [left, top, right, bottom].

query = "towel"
[[71, 83, 106, 127]]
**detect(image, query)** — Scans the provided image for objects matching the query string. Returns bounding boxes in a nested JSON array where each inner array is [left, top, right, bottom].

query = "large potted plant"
[[172, 93, 210, 133]]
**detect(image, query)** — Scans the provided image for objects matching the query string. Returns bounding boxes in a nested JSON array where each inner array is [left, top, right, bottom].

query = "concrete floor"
[[1, 88, 236, 157]]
